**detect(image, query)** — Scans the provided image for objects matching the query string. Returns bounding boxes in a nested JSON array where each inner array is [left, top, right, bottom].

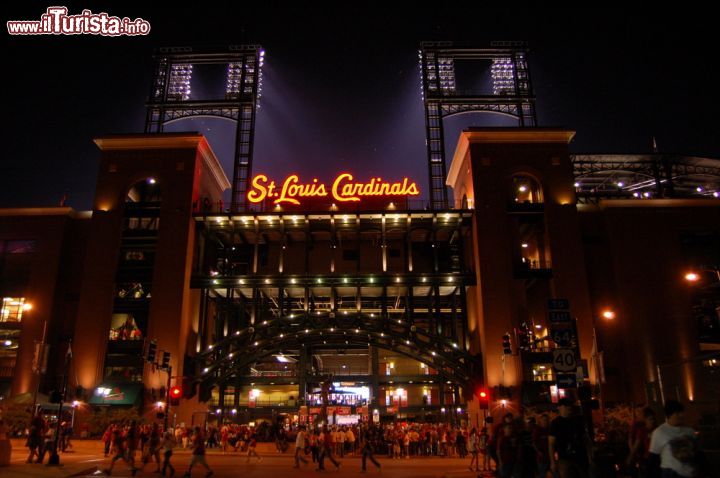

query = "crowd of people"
[[12, 396, 707, 478], [22, 411, 74, 465]]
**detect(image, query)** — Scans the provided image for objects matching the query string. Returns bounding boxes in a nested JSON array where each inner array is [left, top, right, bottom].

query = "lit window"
[[702, 358, 719, 368], [532, 364, 554, 382], [1, 297, 28, 322]]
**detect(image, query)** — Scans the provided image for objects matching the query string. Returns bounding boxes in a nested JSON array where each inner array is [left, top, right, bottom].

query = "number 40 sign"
[[552, 348, 577, 372]]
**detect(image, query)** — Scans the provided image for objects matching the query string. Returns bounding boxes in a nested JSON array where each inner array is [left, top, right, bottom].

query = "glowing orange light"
[[684, 272, 700, 282], [247, 173, 420, 205], [479, 391, 487, 398], [601, 310, 616, 320]]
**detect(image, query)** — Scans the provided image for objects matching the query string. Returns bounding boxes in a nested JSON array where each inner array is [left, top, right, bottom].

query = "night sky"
[[4, 4, 719, 209]]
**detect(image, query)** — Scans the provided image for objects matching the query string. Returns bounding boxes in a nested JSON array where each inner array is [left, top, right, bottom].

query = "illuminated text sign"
[[247, 173, 420, 205]]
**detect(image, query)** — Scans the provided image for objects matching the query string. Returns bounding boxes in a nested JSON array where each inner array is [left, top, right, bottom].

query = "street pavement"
[[2, 439, 495, 478]]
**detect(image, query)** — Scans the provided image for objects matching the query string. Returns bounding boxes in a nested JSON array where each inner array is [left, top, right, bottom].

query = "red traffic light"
[[477, 388, 490, 409], [170, 386, 181, 398]]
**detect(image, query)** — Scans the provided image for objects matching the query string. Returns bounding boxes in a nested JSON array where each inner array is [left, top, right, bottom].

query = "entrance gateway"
[[189, 185, 481, 425]]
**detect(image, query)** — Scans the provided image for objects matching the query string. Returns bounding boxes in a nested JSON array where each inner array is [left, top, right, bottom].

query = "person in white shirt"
[[294, 426, 309, 468], [648, 400, 697, 478]]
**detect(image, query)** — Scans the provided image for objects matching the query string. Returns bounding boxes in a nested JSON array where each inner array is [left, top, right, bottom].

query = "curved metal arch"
[[159, 109, 240, 126], [193, 315, 479, 388], [671, 172, 720, 181], [440, 104, 521, 120], [163, 113, 240, 126], [574, 170, 657, 180]]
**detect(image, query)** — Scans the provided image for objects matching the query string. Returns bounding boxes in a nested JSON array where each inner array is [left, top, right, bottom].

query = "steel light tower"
[[145, 45, 264, 211]]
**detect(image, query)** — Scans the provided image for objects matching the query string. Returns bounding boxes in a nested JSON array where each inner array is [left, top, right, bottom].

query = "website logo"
[[7, 7, 151, 36]]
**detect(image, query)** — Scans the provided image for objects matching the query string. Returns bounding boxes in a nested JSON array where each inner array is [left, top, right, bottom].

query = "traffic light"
[[518, 331, 529, 349], [161, 351, 171, 370], [502, 333, 512, 355], [477, 389, 490, 409], [169, 386, 182, 406], [182, 375, 197, 399], [146, 340, 157, 363]]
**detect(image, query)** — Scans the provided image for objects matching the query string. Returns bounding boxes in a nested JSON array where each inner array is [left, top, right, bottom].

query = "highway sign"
[[556, 373, 577, 389], [552, 348, 577, 372], [547, 298, 570, 310], [548, 310, 572, 323], [550, 326, 575, 347]]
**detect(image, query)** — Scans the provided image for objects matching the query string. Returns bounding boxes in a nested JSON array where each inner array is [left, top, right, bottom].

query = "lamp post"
[[31, 318, 46, 415], [591, 309, 615, 415], [47, 340, 72, 466]]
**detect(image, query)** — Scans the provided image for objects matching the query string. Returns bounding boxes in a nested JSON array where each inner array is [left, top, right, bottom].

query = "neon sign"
[[247, 173, 420, 205]]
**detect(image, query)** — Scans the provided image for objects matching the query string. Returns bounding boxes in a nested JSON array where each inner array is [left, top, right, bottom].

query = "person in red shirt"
[[317, 425, 340, 470], [627, 407, 656, 477]]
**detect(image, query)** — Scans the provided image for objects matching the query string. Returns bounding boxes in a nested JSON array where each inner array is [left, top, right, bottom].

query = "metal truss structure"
[[572, 154, 720, 203], [145, 45, 264, 211], [419, 41, 537, 210], [188, 211, 482, 407]]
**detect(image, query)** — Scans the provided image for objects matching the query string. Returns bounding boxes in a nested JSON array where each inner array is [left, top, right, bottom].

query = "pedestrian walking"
[[102, 425, 114, 457], [317, 425, 340, 471], [361, 425, 381, 473], [246, 431, 263, 463], [479, 427, 490, 471], [160, 430, 176, 476], [139, 423, 162, 473], [294, 425, 309, 468], [25, 411, 45, 464], [468, 427, 480, 472], [183, 426, 213, 477], [104, 426, 138, 476], [548, 398, 593, 478]]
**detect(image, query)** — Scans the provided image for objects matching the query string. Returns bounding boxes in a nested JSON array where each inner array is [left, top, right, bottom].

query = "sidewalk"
[[2, 439, 497, 478], [0, 463, 99, 478]]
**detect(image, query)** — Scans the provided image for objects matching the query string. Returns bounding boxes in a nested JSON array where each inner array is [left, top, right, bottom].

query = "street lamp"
[[684, 272, 700, 282], [601, 309, 616, 320], [684, 268, 720, 283]]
